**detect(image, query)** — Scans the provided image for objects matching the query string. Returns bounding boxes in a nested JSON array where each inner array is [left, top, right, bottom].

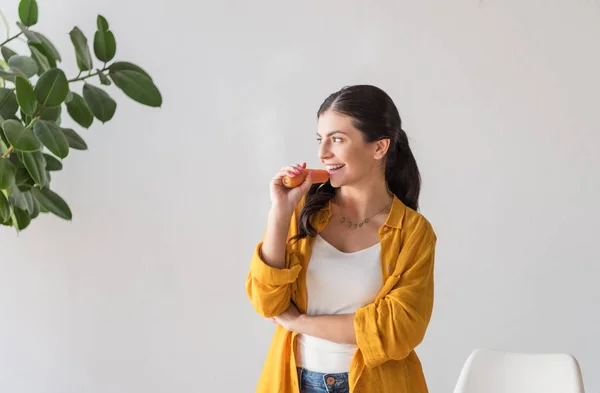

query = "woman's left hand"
[[271, 303, 303, 332]]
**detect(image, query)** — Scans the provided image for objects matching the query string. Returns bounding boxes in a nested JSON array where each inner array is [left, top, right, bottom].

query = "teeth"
[[326, 164, 345, 170]]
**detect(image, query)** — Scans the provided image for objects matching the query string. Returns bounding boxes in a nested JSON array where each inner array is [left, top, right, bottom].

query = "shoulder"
[[388, 195, 436, 241], [401, 206, 437, 243]]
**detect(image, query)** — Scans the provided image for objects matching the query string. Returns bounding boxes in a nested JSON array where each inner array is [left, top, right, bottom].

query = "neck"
[[335, 173, 392, 220]]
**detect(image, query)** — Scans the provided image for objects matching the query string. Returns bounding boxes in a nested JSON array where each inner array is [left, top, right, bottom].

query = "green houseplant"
[[0, 0, 162, 232]]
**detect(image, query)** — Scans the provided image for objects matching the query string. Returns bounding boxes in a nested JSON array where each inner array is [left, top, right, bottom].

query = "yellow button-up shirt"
[[246, 194, 437, 392]]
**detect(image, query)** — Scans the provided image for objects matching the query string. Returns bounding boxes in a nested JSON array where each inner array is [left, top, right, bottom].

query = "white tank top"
[[295, 235, 383, 373]]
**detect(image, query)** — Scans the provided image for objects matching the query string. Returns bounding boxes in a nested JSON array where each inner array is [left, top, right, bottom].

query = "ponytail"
[[385, 129, 421, 211]]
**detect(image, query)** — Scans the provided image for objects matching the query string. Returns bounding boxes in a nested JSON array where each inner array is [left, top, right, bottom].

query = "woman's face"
[[317, 110, 386, 188]]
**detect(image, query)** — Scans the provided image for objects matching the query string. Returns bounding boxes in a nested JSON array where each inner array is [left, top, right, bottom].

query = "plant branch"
[[0, 31, 22, 47], [1, 145, 13, 158], [68, 67, 109, 83], [26, 116, 40, 128]]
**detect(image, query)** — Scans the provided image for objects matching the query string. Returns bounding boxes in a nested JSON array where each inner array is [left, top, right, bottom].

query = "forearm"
[[295, 313, 357, 345], [260, 207, 293, 269]]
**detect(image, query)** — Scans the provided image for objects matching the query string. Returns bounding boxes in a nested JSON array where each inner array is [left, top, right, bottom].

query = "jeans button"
[[326, 376, 335, 385]]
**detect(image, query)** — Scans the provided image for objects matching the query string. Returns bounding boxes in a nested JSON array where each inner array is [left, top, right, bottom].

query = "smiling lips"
[[325, 164, 345, 173]]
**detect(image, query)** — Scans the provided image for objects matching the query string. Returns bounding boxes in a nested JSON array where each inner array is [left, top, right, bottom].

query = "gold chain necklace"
[[336, 196, 392, 229]]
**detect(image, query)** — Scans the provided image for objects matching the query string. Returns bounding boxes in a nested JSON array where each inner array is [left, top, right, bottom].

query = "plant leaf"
[[65, 92, 93, 128], [97, 15, 109, 31], [2, 119, 40, 151], [13, 206, 31, 230], [22, 190, 34, 211], [20, 108, 31, 126], [109, 70, 162, 107], [15, 167, 34, 191], [8, 55, 38, 78], [30, 32, 61, 63], [18, 0, 39, 26], [15, 76, 37, 116], [8, 184, 27, 210], [29, 45, 51, 74], [109, 62, 151, 80], [0, 88, 19, 119], [27, 191, 40, 218], [16, 22, 41, 43], [82, 83, 116, 122], [2, 47, 18, 62], [98, 70, 111, 85], [18, 150, 48, 187], [94, 29, 116, 63], [7, 152, 24, 169], [34, 68, 69, 107], [31, 187, 72, 220], [33, 120, 69, 158], [0, 158, 16, 189], [39, 104, 61, 121], [0, 68, 26, 82], [61, 128, 87, 150], [0, 191, 10, 222], [69, 27, 93, 71], [43, 153, 62, 171]]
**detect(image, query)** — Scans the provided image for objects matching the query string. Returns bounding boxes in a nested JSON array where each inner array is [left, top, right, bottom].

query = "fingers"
[[286, 163, 305, 176], [274, 163, 306, 180]]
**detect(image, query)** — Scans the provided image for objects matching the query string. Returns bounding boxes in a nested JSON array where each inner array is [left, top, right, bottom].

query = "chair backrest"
[[453, 348, 585, 393]]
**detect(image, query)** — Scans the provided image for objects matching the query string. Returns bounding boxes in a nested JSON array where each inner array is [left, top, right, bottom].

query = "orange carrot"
[[282, 169, 329, 188]]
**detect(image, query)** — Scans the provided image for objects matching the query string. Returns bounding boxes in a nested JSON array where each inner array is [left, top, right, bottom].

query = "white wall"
[[1, 0, 598, 392]]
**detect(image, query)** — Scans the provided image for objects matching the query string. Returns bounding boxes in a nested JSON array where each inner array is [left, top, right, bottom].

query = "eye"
[[332, 136, 343, 143], [316, 137, 322, 144]]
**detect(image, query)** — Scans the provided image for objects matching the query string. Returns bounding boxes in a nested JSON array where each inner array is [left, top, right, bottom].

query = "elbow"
[[359, 320, 430, 369], [252, 298, 290, 318], [388, 320, 429, 362], [245, 280, 292, 318]]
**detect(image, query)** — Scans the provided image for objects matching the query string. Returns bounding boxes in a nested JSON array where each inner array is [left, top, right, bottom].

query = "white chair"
[[453, 348, 585, 393]]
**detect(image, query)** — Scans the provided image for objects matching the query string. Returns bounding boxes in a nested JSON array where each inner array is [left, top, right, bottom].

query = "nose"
[[319, 141, 333, 161]]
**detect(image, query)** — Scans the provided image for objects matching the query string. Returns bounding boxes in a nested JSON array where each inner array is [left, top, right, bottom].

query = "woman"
[[246, 85, 437, 393]]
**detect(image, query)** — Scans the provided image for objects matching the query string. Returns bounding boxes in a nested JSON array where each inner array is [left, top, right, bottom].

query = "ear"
[[374, 138, 391, 160]]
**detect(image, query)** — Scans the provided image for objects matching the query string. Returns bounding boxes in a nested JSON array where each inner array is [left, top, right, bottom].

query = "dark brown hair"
[[294, 85, 421, 240]]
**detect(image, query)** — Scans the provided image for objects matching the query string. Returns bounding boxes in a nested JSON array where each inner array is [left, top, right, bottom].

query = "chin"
[[328, 176, 345, 188], [326, 167, 348, 188]]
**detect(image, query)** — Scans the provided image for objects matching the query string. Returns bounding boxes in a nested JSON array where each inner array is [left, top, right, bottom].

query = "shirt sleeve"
[[245, 242, 302, 318], [353, 218, 437, 369], [245, 200, 305, 318]]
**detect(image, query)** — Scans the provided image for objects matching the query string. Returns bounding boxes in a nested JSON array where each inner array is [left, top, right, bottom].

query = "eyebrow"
[[316, 130, 348, 137]]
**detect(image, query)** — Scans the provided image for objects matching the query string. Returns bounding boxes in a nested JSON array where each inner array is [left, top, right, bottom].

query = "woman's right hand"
[[270, 162, 313, 216]]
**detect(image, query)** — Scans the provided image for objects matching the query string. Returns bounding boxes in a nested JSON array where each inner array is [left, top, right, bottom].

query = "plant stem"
[[26, 116, 39, 128], [68, 67, 109, 83], [1, 145, 13, 158], [0, 31, 23, 47]]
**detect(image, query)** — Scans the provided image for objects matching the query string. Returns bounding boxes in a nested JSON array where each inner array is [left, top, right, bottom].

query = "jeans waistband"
[[297, 367, 349, 391]]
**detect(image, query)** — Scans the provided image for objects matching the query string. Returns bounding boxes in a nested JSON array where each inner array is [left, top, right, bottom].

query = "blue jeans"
[[297, 367, 349, 393]]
